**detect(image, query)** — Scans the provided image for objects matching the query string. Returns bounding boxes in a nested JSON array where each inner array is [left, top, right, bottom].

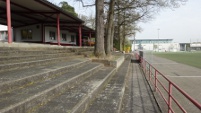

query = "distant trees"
[[59, 1, 78, 16], [79, 14, 95, 30]]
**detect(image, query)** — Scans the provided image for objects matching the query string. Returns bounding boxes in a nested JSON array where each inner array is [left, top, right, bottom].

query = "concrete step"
[[0, 49, 72, 57], [69, 48, 93, 53], [32, 67, 116, 113], [76, 51, 93, 56], [0, 47, 20, 51], [84, 60, 130, 113], [0, 46, 93, 53], [0, 47, 93, 52], [0, 52, 76, 64], [0, 59, 90, 93], [0, 62, 102, 113], [0, 54, 83, 72]]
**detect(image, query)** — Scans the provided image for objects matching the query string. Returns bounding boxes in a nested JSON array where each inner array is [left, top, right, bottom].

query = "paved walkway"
[[144, 54, 201, 112], [121, 59, 161, 113]]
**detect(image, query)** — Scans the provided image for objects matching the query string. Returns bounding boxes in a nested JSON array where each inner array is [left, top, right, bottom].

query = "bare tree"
[[79, 14, 95, 29], [60, 0, 187, 57], [114, 0, 188, 51]]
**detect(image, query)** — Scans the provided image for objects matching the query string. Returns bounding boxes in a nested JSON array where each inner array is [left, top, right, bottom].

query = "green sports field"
[[154, 52, 201, 69]]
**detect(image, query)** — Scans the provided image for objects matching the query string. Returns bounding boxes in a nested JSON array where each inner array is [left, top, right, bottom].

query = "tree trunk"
[[122, 17, 126, 51], [105, 0, 115, 56], [122, 25, 125, 51], [110, 22, 114, 51], [117, 0, 122, 51], [94, 0, 105, 57]]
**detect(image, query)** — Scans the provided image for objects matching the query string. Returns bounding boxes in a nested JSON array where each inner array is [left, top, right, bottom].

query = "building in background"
[[180, 43, 191, 51], [129, 38, 189, 52], [190, 42, 201, 51]]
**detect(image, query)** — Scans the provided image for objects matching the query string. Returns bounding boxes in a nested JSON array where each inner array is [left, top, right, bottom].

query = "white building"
[[190, 42, 201, 51], [130, 39, 181, 52]]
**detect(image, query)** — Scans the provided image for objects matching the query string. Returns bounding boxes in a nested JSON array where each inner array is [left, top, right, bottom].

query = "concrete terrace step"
[[0, 52, 76, 64], [0, 62, 102, 113], [0, 47, 93, 51], [69, 48, 93, 52], [0, 49, 72, 57], [84, 60, 130, 113], [0, 55, 83, 72], [0, 59, 90, 93], [33, 67, 116, 113]]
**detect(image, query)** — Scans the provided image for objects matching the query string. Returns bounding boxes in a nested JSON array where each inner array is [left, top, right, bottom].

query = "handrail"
[[135, 53, 201, 113]]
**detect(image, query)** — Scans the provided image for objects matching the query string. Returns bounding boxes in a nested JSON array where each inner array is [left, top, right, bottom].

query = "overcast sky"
[[1, 0, 200, 43], [136, 0, 201, 43]]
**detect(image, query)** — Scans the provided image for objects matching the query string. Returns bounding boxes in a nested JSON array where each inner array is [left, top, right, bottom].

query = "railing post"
[[149, 64, 151, 81], [168, 83, 173, 113], [144, 61, 146, 74], [154, 70, 157, 92], [141, 57, 143, 67]]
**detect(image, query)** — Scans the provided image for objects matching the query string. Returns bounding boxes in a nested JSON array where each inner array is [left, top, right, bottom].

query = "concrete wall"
[[45, 27, 76, 45], [0, 31, 8, 41], [13, 25, 77, 45], [0, 30, 14, 42], [15, 24, 42, 42]]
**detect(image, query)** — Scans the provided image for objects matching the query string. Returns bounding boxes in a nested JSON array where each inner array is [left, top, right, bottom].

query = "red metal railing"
[[135, 53, 201, 113]]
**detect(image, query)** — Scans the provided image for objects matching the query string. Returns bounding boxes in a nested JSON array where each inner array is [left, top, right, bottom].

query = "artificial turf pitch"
[[154, 52, 201, 69]]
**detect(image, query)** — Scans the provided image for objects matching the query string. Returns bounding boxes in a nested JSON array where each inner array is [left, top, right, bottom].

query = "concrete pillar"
[[89, 32, 91, 46], [79, 25, 82, 47]]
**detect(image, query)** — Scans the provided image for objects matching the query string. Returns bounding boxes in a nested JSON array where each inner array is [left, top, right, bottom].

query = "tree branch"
[[75, 0, 95, 7]]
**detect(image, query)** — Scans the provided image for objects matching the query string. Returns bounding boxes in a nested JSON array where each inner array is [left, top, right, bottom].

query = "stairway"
[[0, 46, 143, 113]]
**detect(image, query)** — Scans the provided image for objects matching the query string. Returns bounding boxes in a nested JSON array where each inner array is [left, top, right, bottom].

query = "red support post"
[[145, 62, 146, 74], [154, 70, 157, 92], [41, 24, 45, 43], [149, 65, 151, 81], [168, 83, 173, 113], [79, 25, 82, 47], [89, 32, 91, 46], [57, 14, 60, 46], [6, 0, 12, 43]]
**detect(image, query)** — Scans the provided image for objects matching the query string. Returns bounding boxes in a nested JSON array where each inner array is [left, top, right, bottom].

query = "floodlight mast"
[[157, 28, 160, 52], [133, 33, 135, 52]]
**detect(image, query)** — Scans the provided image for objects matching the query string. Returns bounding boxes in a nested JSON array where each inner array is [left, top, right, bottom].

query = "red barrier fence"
[[135, 53, 201, 113]]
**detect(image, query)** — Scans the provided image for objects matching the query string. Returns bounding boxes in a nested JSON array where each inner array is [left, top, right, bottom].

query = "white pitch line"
[[169, 76, 201, 77], [151, 63, 178, 64]]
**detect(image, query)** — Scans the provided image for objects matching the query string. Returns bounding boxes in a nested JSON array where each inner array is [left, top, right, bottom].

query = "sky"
[[1, 0, 201, 43], [136, 0, 201, 43]]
